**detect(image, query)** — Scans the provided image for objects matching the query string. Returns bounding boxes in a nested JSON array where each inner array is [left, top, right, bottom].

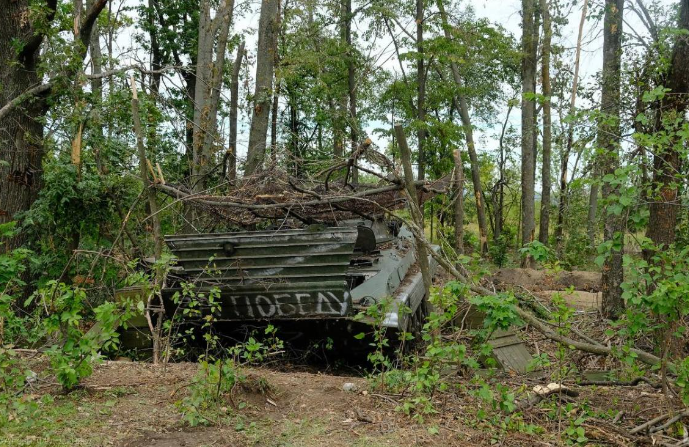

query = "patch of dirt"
[[492, 268, 601, 292], [123, 429, 228, 447]]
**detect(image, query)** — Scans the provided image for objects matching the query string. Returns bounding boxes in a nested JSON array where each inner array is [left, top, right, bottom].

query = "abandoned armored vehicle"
[[160, 219, 438, 342]]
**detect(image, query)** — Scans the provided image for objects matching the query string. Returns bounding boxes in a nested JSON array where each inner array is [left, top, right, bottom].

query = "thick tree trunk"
[[191, 0, 234, 189], [416, 0, 426, 180], [520, 0, 538, 266], [245, 0, 279, 175], [0, 1, 46, 239], [88, 0, 105, 174], [598, 0, 625, 319], [646, 0, 689, 249], [437, 0, 489, 254], [227, 41, 245, 182], [1, 0, 106, 245], [538, 0, 552, 245]]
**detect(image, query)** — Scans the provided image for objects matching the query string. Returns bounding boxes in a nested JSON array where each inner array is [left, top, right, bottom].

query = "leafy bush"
[[29, 282, 132, 390], [0, 348, 39, 427], [177, 325, 282, 426], [178, 358, 244, 426]]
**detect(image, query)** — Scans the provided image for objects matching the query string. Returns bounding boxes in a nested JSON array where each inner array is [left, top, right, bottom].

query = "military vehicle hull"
[[161, 220, 438, 334]]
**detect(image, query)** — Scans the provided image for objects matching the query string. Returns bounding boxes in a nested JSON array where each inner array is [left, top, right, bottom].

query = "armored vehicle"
[[161, 219, 438, 338]]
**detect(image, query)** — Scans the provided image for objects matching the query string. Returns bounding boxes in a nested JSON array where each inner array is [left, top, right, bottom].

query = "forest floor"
[[4, 268, 682, 447]]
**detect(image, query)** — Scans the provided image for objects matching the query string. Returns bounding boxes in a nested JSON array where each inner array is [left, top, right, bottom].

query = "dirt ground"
[[491, 268, 602, 292], [4, 268, 684, 447], [8, 356, 677, 447]]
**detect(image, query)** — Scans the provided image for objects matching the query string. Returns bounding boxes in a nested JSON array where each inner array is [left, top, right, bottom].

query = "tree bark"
[[646, 0, 689, 249], [538, 0, 552, 245], [521, 0, 538, 265], [0, 1, 45, 234], [1, 0, 106, 247], [191, 0, 235, 190], [245, 0, 279, 175], [598, 0, 625, 319]]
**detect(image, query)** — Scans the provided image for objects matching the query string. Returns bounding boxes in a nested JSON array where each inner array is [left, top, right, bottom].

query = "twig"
[[649, 409, 689, 434], [577, 377, 661, 389], [630, 412, 673, 434]]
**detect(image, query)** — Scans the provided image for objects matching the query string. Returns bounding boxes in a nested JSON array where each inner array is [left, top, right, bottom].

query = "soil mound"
[[492, 268, 601, 292]]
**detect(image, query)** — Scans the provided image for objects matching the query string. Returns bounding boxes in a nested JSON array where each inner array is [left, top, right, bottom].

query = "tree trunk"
[[289, 91, 299, 176], [598, 0, 625, 319], [227, 40, 245, 182], [416, 0, 426, 180], [0, 1, 45, 239], [88, 0, 104, 174], [191, 0, 235, 189], [521, 0, 538, 265], [270, 87, 279, 164], [344, 0, 359, 184], [395, 125, 432, 298], [331, 97, 345, 158], [1, 0, 107, 246], [453, 149, 465, 255], [538, 0, 552, 245], [147, 0, 162, 94], [495, 104, 513, 242], [437, 0, 489, 254], [586, 180, 599, 244], [555, 0, 588, 252], [245, 0, 279, 175], [646, 0, 689, 249]]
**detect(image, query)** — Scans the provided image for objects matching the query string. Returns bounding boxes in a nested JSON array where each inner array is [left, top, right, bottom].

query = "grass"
[[1, 393, 104, 447]]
